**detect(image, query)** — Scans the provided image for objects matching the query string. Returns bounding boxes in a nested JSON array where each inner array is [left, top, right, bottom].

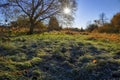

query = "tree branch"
[[15, 0, 30, 17], [0, 3, 9, 7], [31, 0, 42, 18], [35, 10, 58, 24], [34, 0, 55, 20]]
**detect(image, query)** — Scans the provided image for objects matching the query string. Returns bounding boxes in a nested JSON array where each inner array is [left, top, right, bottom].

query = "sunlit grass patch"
[[14, 61, 32, 70], [30, 57, 42, 65]]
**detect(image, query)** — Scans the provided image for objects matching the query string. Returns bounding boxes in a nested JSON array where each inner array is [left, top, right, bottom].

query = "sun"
[[63, 7, 71, 14]]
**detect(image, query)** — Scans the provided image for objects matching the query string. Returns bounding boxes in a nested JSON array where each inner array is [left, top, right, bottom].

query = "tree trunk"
[[28, 21, 34, 34]]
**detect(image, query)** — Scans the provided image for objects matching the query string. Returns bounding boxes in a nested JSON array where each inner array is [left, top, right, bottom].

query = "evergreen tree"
[[48, 16, 61, 31]]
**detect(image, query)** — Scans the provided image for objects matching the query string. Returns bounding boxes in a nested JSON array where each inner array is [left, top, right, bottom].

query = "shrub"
[[86, 24, 98, 32], [97, 23, 117, 33]]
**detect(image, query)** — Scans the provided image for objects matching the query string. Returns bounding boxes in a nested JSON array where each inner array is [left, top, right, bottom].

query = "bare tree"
[[94, 13, 108, 26], [0, 0, 77, 34], [99, 13, 107, 25]]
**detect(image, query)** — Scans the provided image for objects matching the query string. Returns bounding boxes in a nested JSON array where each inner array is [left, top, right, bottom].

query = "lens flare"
[[64, 7, 71, 14]]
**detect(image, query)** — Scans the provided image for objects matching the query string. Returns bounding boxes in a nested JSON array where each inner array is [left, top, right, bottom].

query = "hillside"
[[0, 32, 120, 80]]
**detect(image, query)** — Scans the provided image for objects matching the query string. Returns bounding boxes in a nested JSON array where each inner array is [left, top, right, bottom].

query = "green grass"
[[0, 32, 120, 80]]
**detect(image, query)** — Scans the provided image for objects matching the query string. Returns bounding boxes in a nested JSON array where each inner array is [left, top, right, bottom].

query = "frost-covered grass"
[[0, 32, 120, 80]]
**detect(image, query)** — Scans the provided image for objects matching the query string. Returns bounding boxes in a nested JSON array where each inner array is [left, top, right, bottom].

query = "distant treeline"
[[0, 12, 120, 36], [86, 12, 120, 33]]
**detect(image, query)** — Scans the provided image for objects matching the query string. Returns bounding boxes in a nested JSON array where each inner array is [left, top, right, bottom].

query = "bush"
[[97, 23, 118, 33], [86, 24, 98, 32]]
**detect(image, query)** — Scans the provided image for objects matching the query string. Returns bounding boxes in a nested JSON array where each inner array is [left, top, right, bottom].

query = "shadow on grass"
[[0, 41, 120, 80]]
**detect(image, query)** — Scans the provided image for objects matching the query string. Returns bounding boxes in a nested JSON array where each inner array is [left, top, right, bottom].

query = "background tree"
[[80, 27, 84, 32], [99, 13, 107, 26], [12, 15, 29, 28], [0, 0, 77, 34], [48, 16, 62, 31], [86, 24, 98, 32], [111, 12, 120, 33], [11, 15, 47, 33], [34, 21, 47, 33], [94, 13, 107, 26]]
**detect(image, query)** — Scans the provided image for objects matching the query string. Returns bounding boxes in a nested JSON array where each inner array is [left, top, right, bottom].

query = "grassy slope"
[[0, 32, 120, 80]]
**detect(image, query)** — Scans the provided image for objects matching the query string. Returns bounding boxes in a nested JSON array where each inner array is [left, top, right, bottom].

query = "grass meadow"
[[0, 31, 120, 80]]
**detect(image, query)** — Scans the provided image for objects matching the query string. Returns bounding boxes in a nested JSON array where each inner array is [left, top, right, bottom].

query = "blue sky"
[[73, 0, 120, 29], [0, 0, 120, 28]]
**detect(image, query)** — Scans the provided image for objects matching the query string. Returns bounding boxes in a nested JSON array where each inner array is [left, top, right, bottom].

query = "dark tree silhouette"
[[99, 13, 107, 26], [94, 13, 107, 26]]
